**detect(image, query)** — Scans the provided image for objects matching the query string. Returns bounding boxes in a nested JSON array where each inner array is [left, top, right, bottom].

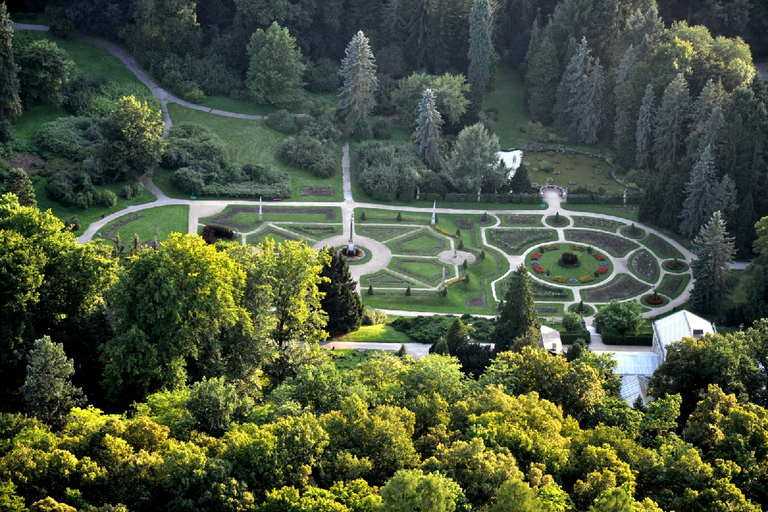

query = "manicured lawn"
[[201, 205, 342, 230], [164, 104, 343, 201], [392, 259, 446, 285], [387, 230, 447, 255], [484, 64, 531, 147], [334, 325, 414, 343], [33, 178, 157, 236], [99, 205, 189, 242], [356, 225, 419, 243], [358, 208, 432, 225], [560, 203, 640, 221]]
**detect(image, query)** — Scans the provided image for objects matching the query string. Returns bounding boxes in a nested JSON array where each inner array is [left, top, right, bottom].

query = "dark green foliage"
[[405, 286, 411, 296], [0, 4, 20, 142], [468, 0, 495, 109], [246, 22, 306, 107], [265, 110, 299, 134], [35, 116, 103, 162], [161, 123, 230, 170], [360, 211, 366, 221], [397, 212, 403, 222], [353, 118, 373, 141], [367, 285, 373, 296], [691, 211, 735, 314], [201, 225, 235, 244], [392, 315, 495, 344], [280, 135, 337, 178], [2, 168, 36, 207], [15, 38, 74, 108], [45, 169, 98, 209], [304, 58, 341, 93], [171, 167, 205, 196], [319, 248, 364, 337], [492, 264, 540, 352], [373, 118, 392, 139], [509, 166, 531, 194], [356, 141, 422, 202]]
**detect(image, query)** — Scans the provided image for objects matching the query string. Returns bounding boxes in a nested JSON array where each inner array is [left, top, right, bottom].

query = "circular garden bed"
[[643, 292, 669, 307], [568, 303, 596, 316], [545, 214, 570, 227], [663, 259, 689, 273], [338, 246, 372, 265], [620, 224, 646, 239], [529, 244, 611, 285]]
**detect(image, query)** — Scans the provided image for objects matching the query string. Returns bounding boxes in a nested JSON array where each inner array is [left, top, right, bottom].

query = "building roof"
[[652, 310, 715, 348], [540, 325, 562, 354], [607, 352, 660, 376], [621, 374, 651, 407]]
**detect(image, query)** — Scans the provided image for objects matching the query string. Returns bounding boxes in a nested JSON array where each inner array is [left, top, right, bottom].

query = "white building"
[[651, 310, 716, 364]]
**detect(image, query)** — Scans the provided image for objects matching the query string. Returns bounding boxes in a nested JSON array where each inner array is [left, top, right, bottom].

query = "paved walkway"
[[17, 23, 699, 327]]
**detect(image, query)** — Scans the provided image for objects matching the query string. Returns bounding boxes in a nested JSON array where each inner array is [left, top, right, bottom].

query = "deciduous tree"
[[15, 39, 73, 108], [444, 123, 505, 201], [246, 22, 306, 107], [594, 300, 643, 336]]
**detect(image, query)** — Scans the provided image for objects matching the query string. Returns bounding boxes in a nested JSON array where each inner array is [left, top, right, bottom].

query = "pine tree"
[[492, 264, 540, 353], [509, 166, 531, 193], [691, 211, 735, 314], [679, 144, 718, 238], [653, 74, 690, 176], [525, 31, 559, 124], [635, 84, 655, 169], [468, 0, 494, 109], [339, 31, 378, 125], [445, 317, 470, 355], [0, 4, 20, 142], [22, 336, 85, 427], [2, 168, 36, 207], [415, 88, 444, 170], [319, 248, 364, 337]]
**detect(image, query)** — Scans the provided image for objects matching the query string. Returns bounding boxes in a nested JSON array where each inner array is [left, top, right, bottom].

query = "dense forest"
[[2, 0, 768, 510]]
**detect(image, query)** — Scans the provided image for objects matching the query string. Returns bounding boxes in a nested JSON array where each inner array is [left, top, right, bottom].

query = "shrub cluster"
[[281, 135, 337, 178], [356, 141, 425, 202], [45, 170, 117, 209], [202, 224, 236, 244]]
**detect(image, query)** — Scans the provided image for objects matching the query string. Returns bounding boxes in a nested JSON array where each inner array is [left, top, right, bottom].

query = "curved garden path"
[[16, 23, 702, 325]]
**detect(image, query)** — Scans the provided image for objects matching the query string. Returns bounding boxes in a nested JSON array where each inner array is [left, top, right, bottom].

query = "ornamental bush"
[[265, 109, 299, 134]]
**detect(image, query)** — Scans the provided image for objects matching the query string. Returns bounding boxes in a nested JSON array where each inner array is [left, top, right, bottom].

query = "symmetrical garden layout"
[[90, 187, 694, 319]]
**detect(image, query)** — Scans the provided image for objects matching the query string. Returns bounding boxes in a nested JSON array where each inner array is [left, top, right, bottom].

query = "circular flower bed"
[[338, 247, 368, 263], [530, 246, 610, 285], [569, 303, 595, 315], [664, 259, 688, 272], [643, 292, 667, 306]]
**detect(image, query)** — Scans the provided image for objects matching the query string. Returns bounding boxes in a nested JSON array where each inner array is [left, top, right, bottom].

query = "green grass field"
[[484, 64, 531, 147], [99, 205, 189, 242], [33, 178, 157, 236], [333, 325, 414, 343], [524, 152, 625, 194], [163, 104, 343, 201], [560, 203, 640, 221], [199, 91, 337, 116]]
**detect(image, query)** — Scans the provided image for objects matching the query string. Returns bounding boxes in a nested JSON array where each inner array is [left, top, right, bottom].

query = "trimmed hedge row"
[[567, 194, 642, 205], [418, 193, 542, 204], [601, 334, 653, 346], [561, 331, 592, 345]]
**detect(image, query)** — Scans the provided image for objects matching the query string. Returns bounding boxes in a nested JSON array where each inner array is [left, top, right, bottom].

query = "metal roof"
[[652, 310, 715, 348]]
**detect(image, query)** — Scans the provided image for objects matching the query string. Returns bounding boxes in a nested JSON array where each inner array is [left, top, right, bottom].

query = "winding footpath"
[[14, 23, 732, 351]]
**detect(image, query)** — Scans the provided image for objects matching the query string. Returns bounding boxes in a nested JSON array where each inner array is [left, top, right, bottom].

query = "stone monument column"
[[431, 201, 437, 226], [347, 216, 355, 254], [258, 196, 263, 221]]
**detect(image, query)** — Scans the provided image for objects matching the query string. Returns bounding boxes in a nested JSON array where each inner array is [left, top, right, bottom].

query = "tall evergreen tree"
[[318, 248, 364, 337], [576, 56, 605, 145], [22, 336, 85, 428], [691, 211, 736, 314], [509, 166, 531, 193], [339, 31, 378, 126], [414, 88, 444, 170], [525, 30, 559, 124], [2, 168, 36, 207], [679, 144, 718, 238], [652, 74, 691, 176], [246, 22, 306, 108], [467, 0, 494, 109], [554, 37, 604, 144], [635, 84, 655, 169], [554, 37, 590, 138], [0, 3, 20, 142], [492, 264, 540, 353]]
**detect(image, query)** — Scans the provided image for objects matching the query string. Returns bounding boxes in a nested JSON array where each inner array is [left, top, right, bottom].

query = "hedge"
[[419, 193, 541, 204], [601, 334, 653, 346], [566, 194, 642, 205], [561, 331, 592, 345], [201, 181, 291, 199]]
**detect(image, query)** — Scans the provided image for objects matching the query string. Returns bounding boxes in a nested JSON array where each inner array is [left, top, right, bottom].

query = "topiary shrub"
[[561, 252, 579, 266], [405, 286, 411, 296], [202, 224, 235, 244]]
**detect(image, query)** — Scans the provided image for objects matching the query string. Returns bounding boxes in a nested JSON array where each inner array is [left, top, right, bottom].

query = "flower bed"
[[664, 259, 688, 272], [566, 229, 638, 257], [644, 293, 664, 305], [435, 225, 459, 238]]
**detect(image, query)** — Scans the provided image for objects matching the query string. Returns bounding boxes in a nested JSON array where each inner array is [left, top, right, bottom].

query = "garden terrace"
[[488, 229, 558, 254], [357, 226, 415, 242], [629, 250, 660, 283], [387, 230, 446, 255], [659, 273, 691, 299], [645, 233, 684, 259], [99, 206, 189, 243], [582, 274, 650, 302], [565, 229, 638, 257], [574, 216, 619, 232], [525, 281, 575, 301]]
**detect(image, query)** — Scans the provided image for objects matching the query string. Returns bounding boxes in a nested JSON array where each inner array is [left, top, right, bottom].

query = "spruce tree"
[[635, 84, 655, 169], [652, 74, 690, 176], [468, 0, 494, 109], [2, 168, 36, 207], [679, 144, 718, 238], [525, 31, 559, 124], [445, 317, 470, 355], [319, 248, 364, 337], [339, 31, 378, 126], [509, 166, 531, 193], [0, 4, 21, 142], [576, 56, 605, 145], [415, 88, 444, 170], [492, 264, 540, 353], [691, 211, 735, 314], [22, 336, 85, 428]]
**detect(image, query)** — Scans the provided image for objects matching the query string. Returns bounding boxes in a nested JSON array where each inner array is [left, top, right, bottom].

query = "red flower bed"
[[533, 265, 545, 274], [532, 252, 542, 260], [665, 261, 683, 270], [594, 253, 605, 261], [644, 294, 663, 305], [598, 266, 608, 274]]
